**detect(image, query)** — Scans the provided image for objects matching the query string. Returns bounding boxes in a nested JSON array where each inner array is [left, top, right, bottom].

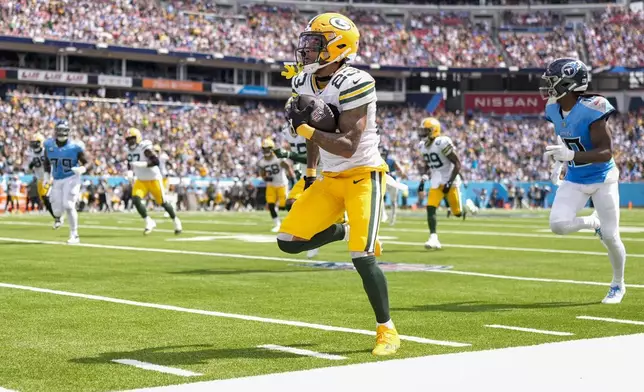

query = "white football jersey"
[[291, 65, 383, 173], [258, 155, 288, 186], [127, 140, 162, 181], [26, 148, 47, 180], [420, 136, 461, 188]]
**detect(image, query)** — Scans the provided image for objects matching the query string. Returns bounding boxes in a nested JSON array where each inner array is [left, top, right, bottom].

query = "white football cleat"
[[271, 224, 281, 233], [173, 217, 182, 235], [381, 211, 388, 223], [67, 235, 80, 245], [424, 233, 441, 250], [307, 248, 319, 259], [465, 199, 479, 215], [53, 217, 63, 230], [602, 285, 625, 304], [144, 217, 157, 235]]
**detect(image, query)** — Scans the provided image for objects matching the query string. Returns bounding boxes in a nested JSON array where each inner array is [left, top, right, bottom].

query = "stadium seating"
[[1, 92, 641, 182]]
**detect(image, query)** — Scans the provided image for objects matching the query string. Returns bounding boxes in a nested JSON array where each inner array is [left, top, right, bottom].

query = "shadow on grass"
[[71, 343, 350, 366], [169, 268, 334, 276]]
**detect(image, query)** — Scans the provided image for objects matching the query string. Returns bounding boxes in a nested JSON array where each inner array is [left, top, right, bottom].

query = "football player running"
[[419, 117, 471, 249], [278, 13, 400, 356], [257, 138, 295, 233], [125, 128, 182, 235], [43, 121, 92, 244], [27, 132, 61, 228], [542, 58, 626, 304]]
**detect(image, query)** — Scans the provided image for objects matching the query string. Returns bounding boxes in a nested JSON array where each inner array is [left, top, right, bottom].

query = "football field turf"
[[0, 208, 643, 391]]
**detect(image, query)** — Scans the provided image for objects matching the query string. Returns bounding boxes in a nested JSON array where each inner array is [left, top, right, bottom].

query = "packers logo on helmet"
[[418, 117, 441, 140], [296, 13, 360, 74], [125, 128, 142, 148], [30, 133, 45, 150]]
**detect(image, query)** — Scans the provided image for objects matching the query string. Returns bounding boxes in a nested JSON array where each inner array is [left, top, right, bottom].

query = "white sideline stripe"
[[117, 219, 258, 226], [1, 236, 644, 289], [577, 316, 644, 326], [0, 281, 466, 347], [257, 345, 347, 360], [484, 324, 574, 336], [0, 387, 17, 392], [112, 359, 202, 377], [380, 228, 644, 242], [5, 221, 644, 259], [386, 240, 644, 259]]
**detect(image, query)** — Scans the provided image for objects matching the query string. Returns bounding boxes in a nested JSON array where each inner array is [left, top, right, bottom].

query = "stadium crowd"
[[0, 93, 642, 185], [0, 1, 642, 68]]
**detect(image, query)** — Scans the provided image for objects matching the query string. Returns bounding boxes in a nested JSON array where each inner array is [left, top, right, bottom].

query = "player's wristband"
[[306, 168, 317, 178], [296, 124, 315, 140]]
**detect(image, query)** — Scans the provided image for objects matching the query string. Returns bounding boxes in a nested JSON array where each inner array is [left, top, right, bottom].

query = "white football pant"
[[549, 167, 626, 286]]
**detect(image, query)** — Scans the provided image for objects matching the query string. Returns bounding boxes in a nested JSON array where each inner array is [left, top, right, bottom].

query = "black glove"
[[304, 176, 316, 191], [287, 97, 314, 137], [273, 148, 289, 159], [443, 180, 453, 194]]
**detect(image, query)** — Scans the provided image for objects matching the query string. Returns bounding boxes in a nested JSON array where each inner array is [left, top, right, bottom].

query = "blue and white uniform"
[[44, 138, 85, 217], [546, 96, 620, 239]]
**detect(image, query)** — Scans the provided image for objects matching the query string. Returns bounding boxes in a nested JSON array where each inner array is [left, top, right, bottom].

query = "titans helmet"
[[55, 120, 70, 142], [539, 58, 589, 100]]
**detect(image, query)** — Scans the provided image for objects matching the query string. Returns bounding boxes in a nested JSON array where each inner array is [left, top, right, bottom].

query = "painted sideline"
[[0, 236, 642, 289], [257, 345, 346, 360], [484, 324, 574, 336], [0, 281, 467, 347], [112, 359, 202, 377], [4, 221, 644, 258]]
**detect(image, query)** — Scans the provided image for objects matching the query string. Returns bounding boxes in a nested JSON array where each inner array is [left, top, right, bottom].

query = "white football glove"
[[71, 166, 86, 175], [131, 161, 147, 168], [544, 136, 575, 162], [126, 170, 134, 179]]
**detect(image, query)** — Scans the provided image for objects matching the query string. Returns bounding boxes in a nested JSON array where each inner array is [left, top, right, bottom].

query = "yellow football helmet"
[[262, 138, 275, 157], [125, 127, 142, 148], [30, 133, 45, 150], [297, 13, 360, 74], [419, 117, 441, 140]]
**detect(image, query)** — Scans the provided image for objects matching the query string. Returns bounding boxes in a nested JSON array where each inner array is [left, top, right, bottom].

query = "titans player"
[[44, 121, 92, 244], [380, 148, 406, 225], [542, 58, 626, 304]]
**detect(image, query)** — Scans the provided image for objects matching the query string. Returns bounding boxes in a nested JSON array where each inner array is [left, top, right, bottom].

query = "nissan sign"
[[464, 93, 544, 115]]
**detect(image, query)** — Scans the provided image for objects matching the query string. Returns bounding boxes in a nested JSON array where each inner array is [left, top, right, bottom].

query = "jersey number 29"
[[423, 153, 443, 169]]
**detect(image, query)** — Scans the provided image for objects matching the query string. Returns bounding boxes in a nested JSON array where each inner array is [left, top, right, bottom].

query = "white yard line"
[[0, 387, 17, 392], [257, 345, 347, 360], [380, 228, 644, 242], [484, 324, 574, 336], [1, 236, 643, 289], [577, 316, 644, 326], [386, 240, 644, 259], [5, 221, 644, 258], [0, 281, 466, 347], [112, 359, 202, 377]]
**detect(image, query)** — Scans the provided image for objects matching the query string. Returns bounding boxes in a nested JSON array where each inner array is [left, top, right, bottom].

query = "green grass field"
[[0, 208, 643, 391]]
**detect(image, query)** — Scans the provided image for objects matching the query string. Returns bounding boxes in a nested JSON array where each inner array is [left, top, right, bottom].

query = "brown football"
[[295, 95, 339, 133]]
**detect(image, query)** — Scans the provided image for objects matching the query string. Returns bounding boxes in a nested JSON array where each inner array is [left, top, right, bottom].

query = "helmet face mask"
[[126, 136, 138, 148], [296, 33, 329, 69]]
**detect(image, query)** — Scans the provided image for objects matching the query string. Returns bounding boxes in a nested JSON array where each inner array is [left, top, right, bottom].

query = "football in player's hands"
[[292, 95, 338, 133]]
